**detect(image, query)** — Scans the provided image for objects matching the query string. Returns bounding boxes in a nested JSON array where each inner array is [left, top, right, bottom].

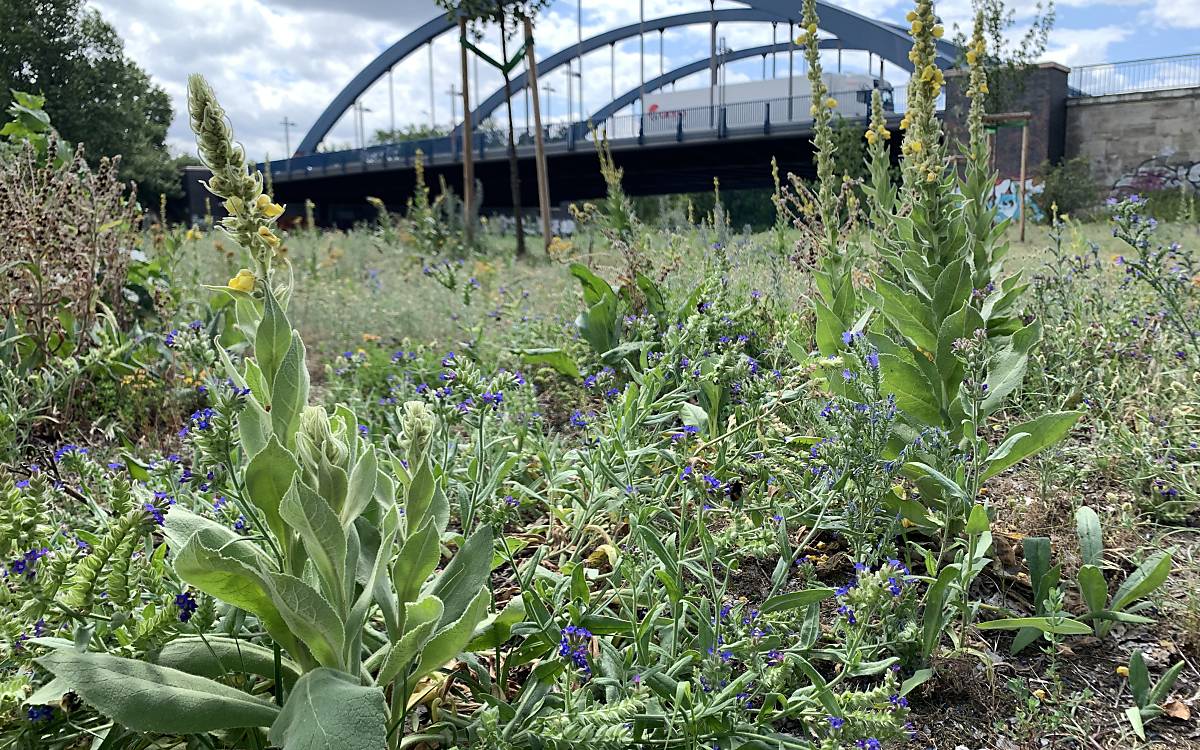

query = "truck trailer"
[[633, 73, 892, 137]]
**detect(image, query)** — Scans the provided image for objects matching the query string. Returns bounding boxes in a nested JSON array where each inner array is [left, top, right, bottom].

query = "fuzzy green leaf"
[[37, 651, 278, 733], [268, 668, 386, 750]]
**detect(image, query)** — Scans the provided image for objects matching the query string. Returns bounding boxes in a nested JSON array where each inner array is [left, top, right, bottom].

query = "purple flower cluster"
[[175, 591, 199, 622], [7, 548, 49, 580], [558, 625, 593, 675]]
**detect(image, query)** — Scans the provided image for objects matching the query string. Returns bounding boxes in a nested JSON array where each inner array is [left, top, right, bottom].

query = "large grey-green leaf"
[[378, 596, 443, 685], [343, 445, 379, 526], [1111, 552, 1171, 613], [270, 331, 309, 444], [151, 636, 301, 689], [163, 506, 272, 573], [874, 275, 938, 353], [267, 573, 346, 670], [393, 519, 441, 608], [426, 525, 493, 625], [280, 480, 347, 607], [37, 650, 278, 733], [172, 532, 297, 655], [245, 436, 299, 546], [412, 586, 490, 684], [1075, 506, 1104, 568], [980, 412, 1082, 481], [268, 668, 386, 750], [879, 353, 942, 428], [256, 284, 292, 389]]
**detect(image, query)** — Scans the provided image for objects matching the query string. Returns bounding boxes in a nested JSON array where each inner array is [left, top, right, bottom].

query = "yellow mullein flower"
[[807, 22, 817, 35], [228, 268, 256, 292], [980, 82, 989, 94], [966, 50, 978, 65], [255, 194, 284, 219], [826, 97, 838, 109], [1033, 689, 1046, 700], [257, 225, 281, 247], [910, 19, 923, 34], [932, 24, 944, 38], [910, 140, 923, 153], [906, 10, 917, 21], [810, 104, 820, 116], [865, 129, 878, 145], [881, 128, 891, 140], [1116, 666, 1130, 677]]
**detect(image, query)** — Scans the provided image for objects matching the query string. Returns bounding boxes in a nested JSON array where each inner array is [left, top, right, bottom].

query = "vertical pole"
[[577, 0, 584, 125], [566, 65, 572, 129], [639, 0, 645, 114], [772, 22, 777, 78], [524, 77, 530, 137], [610, 43, 615, 100], [1019, 121, 1029, 243], [787, 21, 794, 121], [659, 29, 664, 78], [709, 0, 716, 120], [429, 41, 436, 128], [525, 16, 552, 252], [879, 57, 884, 83], [389, 67, 395, 135], [459, 16, 474, 246], [837, 42, 842, 73]]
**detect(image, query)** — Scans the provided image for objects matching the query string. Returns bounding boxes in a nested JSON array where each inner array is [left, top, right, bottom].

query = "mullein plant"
[[801, 0, 863, 360], [29, 76, 494, 750], [859, 5, 1078, 462]]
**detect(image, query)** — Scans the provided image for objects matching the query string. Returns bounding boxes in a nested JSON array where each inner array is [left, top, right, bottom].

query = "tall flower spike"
[[965, 12, 989, 157], [899, 0, 946, 190], [803, 0, 838, 257], [187, 74, 286, 282], [863, 89, 896, 225]]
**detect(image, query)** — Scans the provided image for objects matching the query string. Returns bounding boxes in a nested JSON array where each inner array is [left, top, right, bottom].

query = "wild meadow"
[[3, 1, 1200, 748]]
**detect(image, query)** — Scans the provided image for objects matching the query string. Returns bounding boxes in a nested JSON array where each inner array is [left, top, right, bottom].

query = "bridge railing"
[[268, 85, 922, 179], [1069, 53, 1200, 98]]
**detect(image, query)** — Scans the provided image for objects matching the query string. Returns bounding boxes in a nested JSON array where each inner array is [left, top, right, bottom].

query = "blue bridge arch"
[[294, 1, 957, 155]]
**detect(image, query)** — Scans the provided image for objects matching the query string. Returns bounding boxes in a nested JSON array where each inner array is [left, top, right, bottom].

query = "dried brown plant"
[[0, 137, 139, 363]]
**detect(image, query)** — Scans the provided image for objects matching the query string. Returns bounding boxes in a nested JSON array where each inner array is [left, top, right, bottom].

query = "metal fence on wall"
[[1068, 53, 1200, 97]]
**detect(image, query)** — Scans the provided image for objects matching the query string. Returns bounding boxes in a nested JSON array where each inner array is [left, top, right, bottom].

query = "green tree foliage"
[[0, 0, 177, 204], [952, 0, 1055, 114]]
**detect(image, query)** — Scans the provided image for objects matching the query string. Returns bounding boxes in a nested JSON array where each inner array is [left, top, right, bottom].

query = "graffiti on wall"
[[989, 178, 1045, 223], [1112, 155, 1200, 195]]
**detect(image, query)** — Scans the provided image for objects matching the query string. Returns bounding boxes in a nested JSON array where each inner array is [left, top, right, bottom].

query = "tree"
[[0, 0, 178, 205], [436, 0, 551, 256], [952, 0, 1055, 114]]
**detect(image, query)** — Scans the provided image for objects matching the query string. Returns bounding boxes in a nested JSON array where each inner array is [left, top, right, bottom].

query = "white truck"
[[637, 73, 892, 136]]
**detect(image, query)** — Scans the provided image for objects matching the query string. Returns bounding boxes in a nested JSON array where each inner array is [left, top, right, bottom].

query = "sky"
[[87, 0, 1200, 160]]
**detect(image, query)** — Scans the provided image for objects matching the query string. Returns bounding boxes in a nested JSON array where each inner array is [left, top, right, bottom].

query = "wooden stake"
[[525, 16, 552, 252], [1019, 120, 1029, 243], [459, 16, 475, 246]]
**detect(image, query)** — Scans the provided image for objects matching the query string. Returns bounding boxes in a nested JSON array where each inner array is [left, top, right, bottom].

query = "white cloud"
[[1043, 25, 1130, 66], [1141, 0, 1200, 28]]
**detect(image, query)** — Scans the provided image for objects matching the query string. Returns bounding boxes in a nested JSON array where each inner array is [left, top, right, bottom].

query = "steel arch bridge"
[[293, 1, 957, 155]]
